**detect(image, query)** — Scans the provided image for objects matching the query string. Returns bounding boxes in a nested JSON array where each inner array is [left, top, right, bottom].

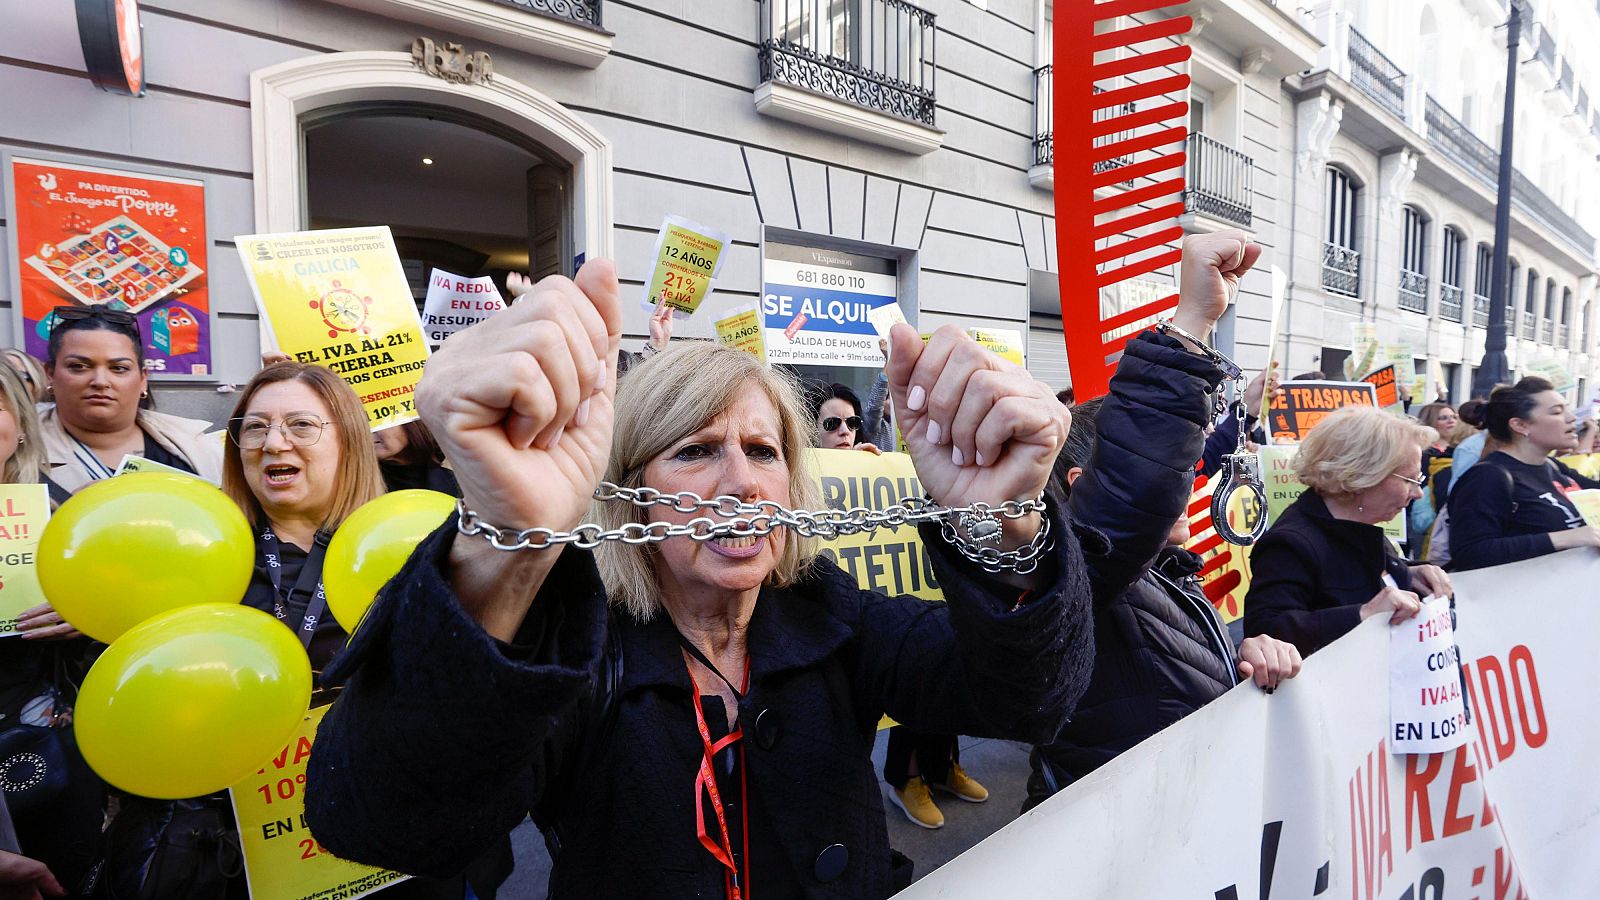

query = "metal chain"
[[456, 482, 1050, 571]]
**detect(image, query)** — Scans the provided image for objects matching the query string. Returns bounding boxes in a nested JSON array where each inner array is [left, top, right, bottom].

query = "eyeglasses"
[[822, 416, 863, 433], [51, 304, 141, 340], [1390, 471, 1427, 488], [228, 415, 331, 449]]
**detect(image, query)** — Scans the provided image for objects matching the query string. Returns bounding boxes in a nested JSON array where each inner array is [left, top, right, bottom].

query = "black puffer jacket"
[[1034, 333, 1237, 788]]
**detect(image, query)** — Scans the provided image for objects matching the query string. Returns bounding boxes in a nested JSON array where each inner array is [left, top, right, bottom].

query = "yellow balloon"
[[324, 490, 455, 632], [37, 472, 255, 643], [75, 604, 312, 799]]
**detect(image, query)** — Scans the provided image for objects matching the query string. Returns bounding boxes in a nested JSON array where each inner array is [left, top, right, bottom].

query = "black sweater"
[[1446, 451, 1599, 571]]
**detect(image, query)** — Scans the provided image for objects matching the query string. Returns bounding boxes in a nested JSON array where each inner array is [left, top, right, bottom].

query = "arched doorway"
[[249, 51, 612, 281]]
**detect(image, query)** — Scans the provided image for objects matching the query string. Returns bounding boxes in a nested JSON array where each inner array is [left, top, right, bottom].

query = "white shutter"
[[1028, 313, 1071, 394]]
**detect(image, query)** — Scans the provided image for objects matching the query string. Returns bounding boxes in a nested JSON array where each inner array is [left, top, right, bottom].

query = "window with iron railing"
[[1399, 205, 1428, 312], [1324, 167, 1361, 298], [1523, 269, 1539, 337], [1183, 133, 1253, 227], [489, 0, 602, 27], [759, 0, 937, 127], [1439, 226, 1465, 323], [1348, 26, 1406, 119], [1028, 75, 1137, 180], [1561, 287, 1574, 348], [1542, 279, 1557, 343], [1473, 243, 1492, 328]]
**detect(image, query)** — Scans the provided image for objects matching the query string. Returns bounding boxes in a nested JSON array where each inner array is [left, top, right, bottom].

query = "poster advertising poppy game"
[[6, 157, 212, 377]]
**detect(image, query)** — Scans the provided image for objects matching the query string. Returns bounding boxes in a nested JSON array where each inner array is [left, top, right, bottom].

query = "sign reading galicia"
[[75, 0, 144, 96]]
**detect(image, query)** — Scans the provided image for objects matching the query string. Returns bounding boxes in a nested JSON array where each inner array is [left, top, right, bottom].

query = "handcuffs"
[[1153, 318, 1270, 546]]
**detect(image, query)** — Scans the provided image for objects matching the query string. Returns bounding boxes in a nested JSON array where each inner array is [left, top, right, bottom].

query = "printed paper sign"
[[642, 215, 729, 317], [1524, 357, 1576, 393], [865, 302, 908, 340], [8, 158, 212, 377], [762, 242, 898, 367], [713, 302, 766, 360], [1362, 363, 1402, 409], [1569, 488, 1600, 525], [1264, 381, 1378, 442], [236, 227, 429, 432], [420, 269, 503, 348], [1390, 595, 1469, 754], [968, 328, 1025, 366], [114, 454, 197, 478], [231, 704, 410, 900], [0, 484, 48, 638], [806, 449, 940, 602]]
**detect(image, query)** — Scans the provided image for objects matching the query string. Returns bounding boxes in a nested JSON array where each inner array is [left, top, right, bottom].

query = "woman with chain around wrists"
[[303, 259, 1096, 899]]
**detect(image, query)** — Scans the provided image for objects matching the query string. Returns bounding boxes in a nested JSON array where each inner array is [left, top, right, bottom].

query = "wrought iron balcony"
[[1542, 318, 1555, 343], [492, 0, 602, 28], [1560, 323, 1571, 347], [1323, 242, 1361, 298], [1439, 284, 1465, 323], [1425, 96, 1497, 190], [1033, 65, 1052, 167], [1092, 85, 1137, 177], [1348, 26, 1406, 119], [1473, 293, 1490, 328], [1399, 269, 1428, 312], [1523, 310, 1536, 336], [759, 0, 937, 128], [1183, 133, 1253, 227]]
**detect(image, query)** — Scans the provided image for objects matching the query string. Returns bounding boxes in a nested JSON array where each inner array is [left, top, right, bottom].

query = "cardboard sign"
[[1265, 381, 1378, 442], [1362, 363, 1401, 409], [806, 448, 941, 602], [231, 704, 410, 900], [420, 269, 503, 348], [8, 158, 212, 376], [642, 215, 729, 317], [0, 484, 49, 638], [713, 302, 766, 360], [1390, 595, 1469, 754], [236, 227, 429, 432]]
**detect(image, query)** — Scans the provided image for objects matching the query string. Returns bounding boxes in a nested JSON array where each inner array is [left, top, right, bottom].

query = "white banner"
[[900, 550, 1599, 899], [420, 268, 504, 348]]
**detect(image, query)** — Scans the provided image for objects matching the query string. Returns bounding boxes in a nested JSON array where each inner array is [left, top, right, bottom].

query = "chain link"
[[456, 482, 1051, 571]]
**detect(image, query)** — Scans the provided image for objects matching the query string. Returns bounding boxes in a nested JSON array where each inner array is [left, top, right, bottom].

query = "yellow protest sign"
[[967, 328, 1024, 366], [1562, 453, 1600, 481], [713, 302, 766, 360], [806, 448, 942, 601], [1570, 489, 1600, 526], [236, 227, 429, 432], [231, 704, 410, 900], [644, 215, 729, 317], [0, 484, 48, 637]]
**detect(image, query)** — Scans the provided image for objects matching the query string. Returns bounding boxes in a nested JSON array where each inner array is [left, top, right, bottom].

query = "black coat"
[[1243, 491, 1412, 656], [305, 503, 1098, 899], [1037, 333, 1237, 785]]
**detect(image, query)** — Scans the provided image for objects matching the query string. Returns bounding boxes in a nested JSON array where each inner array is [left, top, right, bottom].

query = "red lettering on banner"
[[1441, 746, 1479, 838], [1460, 646, 1549, 770], [1508, 645, 1548, 749], [1404, 753, 1440, 850], [1346, 740, 1392, 899], [1477, 655, 1518, 764]]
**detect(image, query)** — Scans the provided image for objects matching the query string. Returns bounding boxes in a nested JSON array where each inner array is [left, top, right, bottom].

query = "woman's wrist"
[[446, 531, 562, 642]]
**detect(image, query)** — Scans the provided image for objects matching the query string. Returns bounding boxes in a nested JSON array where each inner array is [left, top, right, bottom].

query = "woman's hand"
[[417, 262, 620, 639], [1408, 564, 1453, 599], [1236, 635, 1302, 691], [506, 271, 536, 300], [886, 323, 1068, 550], [1360, 585, 1422, 624], [14, 603, 82, 641], [648, 291, 675, 351], [1550, 525, 1600, 551], [0, 849, 65, 900], [854, 442, 883, 456], [1171, 230, 1261, 343]]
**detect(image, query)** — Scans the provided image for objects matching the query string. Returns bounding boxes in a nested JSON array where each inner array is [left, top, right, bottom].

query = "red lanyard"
[[686, 655, 752, 900]]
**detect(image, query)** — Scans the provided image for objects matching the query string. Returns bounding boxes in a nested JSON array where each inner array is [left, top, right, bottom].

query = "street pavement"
[[498, 731, 1034, 897]]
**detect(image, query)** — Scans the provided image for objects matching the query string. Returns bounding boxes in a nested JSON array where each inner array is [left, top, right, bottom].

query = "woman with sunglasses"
[[36, 306, 221, 493], [1243, 406, 1453, 657], [813, 382, 882, 454]]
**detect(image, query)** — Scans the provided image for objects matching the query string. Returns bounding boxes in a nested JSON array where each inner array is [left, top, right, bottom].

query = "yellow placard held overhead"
[[230, 704, 411, 900], [0, 484, 49, 637], [643, 215, 730, 317], [713, 302, 766, 360], [236, 227, 429, 432]]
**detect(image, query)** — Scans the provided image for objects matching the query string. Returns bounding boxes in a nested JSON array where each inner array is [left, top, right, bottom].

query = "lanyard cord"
[[65, 430, 120, 481], [258, 528, 329, 651], [682, 644, 752, 900]]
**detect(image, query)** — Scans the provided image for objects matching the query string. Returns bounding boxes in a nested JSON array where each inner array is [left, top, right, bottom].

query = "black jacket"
[[1036, 333, 1237, 785], [305, 504, 1098, 899], [1243, 491, 1412, 656], [1447, 451, 1599, 570]]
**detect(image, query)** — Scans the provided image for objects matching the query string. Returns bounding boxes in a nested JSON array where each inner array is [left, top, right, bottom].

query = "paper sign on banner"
[[0, 484, 48, 638], [642, 215, 729, 317], [713, 302, 766, 360], [1389, 595, 1469, 754], [231, 704, 410, 900], [420, 269, 503, 348], [1362, 363, 1402, 409], [236, 227, 429, 432], [1265, 380, 1378, 442]]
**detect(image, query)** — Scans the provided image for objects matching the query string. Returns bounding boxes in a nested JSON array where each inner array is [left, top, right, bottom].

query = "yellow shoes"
[[890, 776, 945, 829], [934, 763, 990, 803]]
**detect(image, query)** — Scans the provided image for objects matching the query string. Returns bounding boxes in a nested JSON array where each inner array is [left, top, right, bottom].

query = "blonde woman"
[[1, 348, 48, 404], [1244, 406, 1453, 656]]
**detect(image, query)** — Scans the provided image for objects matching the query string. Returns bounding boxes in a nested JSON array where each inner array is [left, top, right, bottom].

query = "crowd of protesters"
[[4, 230, 1599, 900]]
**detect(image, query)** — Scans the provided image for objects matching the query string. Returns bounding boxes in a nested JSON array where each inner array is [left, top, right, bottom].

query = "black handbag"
[[0, 650, 75, 815]]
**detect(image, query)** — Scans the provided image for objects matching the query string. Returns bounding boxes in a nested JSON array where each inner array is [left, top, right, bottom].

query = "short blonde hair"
[[0, 365, 47, 487], [595, 342, 818, 621], [222, 363, 386, 533], [1294, 405, 1435, 497]]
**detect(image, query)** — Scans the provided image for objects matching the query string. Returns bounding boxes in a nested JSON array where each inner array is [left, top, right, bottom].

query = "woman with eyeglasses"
[[1, 349, 48, 405], [1243, 406, 1454, 657], [36, 305, 221, 493], [813, 382, 882, 454]]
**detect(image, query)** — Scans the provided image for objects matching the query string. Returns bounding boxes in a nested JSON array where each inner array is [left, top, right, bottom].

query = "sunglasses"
[[822, 415, 863, 433], [51, 304, 141, 340]]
